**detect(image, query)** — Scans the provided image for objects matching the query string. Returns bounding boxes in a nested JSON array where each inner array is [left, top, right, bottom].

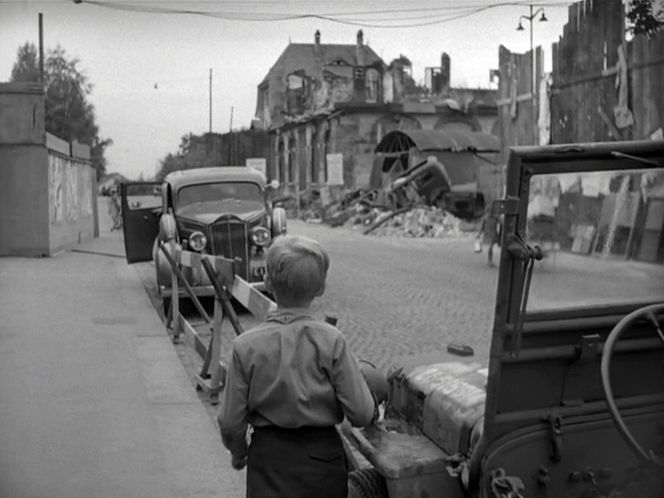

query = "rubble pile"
[[356, 206, 466, 238], [296, 187, 478, 238]]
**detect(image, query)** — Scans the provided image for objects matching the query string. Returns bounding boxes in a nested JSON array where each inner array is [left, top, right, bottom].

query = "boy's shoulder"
[[233, 317, 343, 349], [232, 321, 277, 347], [295, 316, 343, 336]]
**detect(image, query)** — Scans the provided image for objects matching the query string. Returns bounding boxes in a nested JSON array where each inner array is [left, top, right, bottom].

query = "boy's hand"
[[231, 454, 247, 470], [359, 359, 388, 404]]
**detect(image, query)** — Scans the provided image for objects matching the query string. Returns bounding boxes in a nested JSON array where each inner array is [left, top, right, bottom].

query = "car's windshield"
[[525, 167, 664, 312], [176, 182, 265, 216]]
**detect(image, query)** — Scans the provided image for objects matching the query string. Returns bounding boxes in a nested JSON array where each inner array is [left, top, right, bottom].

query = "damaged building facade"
[[254, 31, 500, 199]]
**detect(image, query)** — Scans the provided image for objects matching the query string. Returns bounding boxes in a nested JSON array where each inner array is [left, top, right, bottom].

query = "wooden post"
[[208, 298, 224, 404], [602, 175, 630, 258], [194, 292, 225, 403]]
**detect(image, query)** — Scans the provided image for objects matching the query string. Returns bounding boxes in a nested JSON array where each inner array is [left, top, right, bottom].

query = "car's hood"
[[177, 208, 266, 225]]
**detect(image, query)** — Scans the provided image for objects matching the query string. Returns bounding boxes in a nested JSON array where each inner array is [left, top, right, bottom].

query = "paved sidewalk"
[[0, 214, 245, 498]]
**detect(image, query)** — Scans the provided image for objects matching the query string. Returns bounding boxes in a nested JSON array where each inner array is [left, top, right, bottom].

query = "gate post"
[[208, 298, 224, 404]]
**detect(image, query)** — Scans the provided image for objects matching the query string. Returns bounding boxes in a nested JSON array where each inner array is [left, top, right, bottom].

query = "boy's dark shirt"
[[218, 307, 375, 460]]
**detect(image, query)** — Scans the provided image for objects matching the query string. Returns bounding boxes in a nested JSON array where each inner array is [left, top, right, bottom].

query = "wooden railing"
[[158, 241, 276, 403]]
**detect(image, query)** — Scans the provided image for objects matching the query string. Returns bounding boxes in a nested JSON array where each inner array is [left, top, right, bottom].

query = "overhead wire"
[[0, 0, 576, 28], [0, 0, 575, 4], [67, 0, 573, 28]]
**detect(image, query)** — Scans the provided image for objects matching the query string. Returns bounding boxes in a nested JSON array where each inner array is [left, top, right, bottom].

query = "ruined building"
[[255, 31, 499, 196]]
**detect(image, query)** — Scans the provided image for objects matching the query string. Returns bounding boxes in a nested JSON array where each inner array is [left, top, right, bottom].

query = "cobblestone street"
[[135, 220, 499, 375], [292, 221, 498, 369], [137, 218, 664, 377]]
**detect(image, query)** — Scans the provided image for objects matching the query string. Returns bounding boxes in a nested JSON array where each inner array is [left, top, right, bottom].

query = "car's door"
[[121, 182, 162, 263]]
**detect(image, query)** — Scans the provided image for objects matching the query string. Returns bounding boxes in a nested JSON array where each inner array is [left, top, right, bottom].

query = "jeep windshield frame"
[[474, 140, 664, 486], [495, 140, 664, 330]]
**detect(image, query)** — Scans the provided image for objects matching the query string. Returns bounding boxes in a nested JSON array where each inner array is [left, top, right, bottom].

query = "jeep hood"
[[387, 352, 486, 456]]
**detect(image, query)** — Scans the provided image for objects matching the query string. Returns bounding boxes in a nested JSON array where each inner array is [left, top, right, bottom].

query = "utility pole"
[[209, 68, 212, 133], [517, 4, 547, 144], [38, 13, 44, 84], [228, 106, 234, 165]]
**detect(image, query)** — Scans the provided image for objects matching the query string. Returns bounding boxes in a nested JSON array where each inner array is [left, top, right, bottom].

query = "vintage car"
[[344, 140, 664, 498], [121, 167, 286, 310]]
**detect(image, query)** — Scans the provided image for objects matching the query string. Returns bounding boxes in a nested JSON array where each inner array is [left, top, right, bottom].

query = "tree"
[[627, 0, 664, 37], [155, 133, 207, 181], [11, 43, 40, 82], [10, 42, 112, 179]]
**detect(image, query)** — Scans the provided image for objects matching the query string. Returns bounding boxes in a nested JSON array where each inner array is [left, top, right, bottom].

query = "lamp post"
[[517, 4, 547, 143]]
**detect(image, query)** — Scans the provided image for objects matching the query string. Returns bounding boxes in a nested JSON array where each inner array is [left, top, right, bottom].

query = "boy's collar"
[[266, 307, 315, 324]]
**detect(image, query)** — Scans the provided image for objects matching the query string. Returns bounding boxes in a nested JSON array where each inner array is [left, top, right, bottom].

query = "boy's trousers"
[[247, 425, 348, 498]]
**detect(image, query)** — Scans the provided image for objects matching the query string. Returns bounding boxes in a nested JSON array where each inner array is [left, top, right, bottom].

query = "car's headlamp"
[[250, 226, 271, 247], [188, 231, 207, 252]]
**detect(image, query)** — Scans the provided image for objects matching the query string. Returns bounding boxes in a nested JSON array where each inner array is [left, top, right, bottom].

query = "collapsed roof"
[[375, 129, 500, 154]]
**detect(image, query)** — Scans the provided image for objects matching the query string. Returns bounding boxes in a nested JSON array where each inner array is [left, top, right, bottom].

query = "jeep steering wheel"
[[600, 303, 664, 466]]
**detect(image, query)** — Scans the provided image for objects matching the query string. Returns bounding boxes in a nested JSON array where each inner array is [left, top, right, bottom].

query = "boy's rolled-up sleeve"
[[331, 334, 375, 427], [217, 346, 249, 459]]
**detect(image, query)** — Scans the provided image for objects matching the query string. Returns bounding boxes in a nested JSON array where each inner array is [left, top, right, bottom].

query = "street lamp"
[[517, 4, 547, 143]]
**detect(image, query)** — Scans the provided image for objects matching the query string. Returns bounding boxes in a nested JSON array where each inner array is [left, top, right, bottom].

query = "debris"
[[287, 186, 479, 238], [360, 206, 466, 238]]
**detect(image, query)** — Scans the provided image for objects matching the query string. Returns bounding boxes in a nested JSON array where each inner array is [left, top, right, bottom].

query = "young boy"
[[218, 235, 377, 498]]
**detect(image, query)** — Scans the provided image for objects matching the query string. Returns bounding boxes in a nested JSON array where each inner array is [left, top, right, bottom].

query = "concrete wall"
[[0, 82, 96, 257], [0, 83, 50, 256], [203, 130, 270, 167], [46, 134, 96, 255]]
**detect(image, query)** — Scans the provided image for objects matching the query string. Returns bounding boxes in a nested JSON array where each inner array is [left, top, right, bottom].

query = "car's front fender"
[[271, 206, 287, 237]]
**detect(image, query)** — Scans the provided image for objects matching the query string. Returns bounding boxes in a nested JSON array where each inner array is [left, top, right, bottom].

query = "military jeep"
[[344, 140, 664, 498]]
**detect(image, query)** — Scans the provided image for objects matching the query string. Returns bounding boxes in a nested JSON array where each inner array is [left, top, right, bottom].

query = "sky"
[[1, 0, 578, 180]]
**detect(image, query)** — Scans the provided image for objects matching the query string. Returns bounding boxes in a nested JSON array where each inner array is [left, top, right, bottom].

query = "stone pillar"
[[282, 132, 290, 185], [305, 123, 312, 188]]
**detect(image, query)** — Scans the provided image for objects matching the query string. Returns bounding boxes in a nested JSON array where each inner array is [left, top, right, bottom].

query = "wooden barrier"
[[159, 242, 276, 403]]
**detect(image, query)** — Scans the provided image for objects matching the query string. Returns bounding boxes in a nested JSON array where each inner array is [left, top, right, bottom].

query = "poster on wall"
[[49, 155, 64, 223], [326, 153, 344, 186], [246, 158, 266, 176], [65, 161, 79, 221], [81, 167, 93, 216]]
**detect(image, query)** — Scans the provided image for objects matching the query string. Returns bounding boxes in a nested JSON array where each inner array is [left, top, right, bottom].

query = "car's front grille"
[[210, 217, 249, 280]]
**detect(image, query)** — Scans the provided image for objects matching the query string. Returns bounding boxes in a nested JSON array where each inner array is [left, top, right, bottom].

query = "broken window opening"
[[365, 68, 380, 103], [286, 72, 308, 115]]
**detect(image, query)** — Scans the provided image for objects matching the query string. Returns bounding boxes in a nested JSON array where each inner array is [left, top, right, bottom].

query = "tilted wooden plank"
[[177, 248, 234, 281], [181, 316, 208, 359], [230, 276, 277, 322]]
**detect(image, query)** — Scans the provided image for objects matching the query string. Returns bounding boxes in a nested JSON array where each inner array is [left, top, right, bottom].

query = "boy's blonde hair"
[[266, 235, 329, 305]]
